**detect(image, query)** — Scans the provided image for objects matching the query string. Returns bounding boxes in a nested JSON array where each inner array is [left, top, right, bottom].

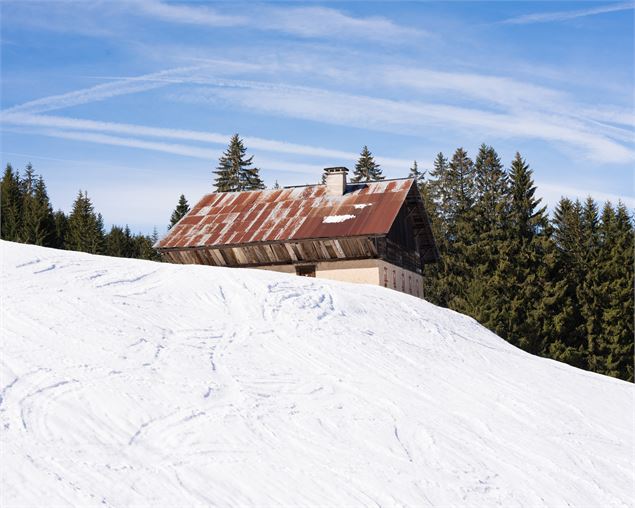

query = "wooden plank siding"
[[159, 236, 381, 268]]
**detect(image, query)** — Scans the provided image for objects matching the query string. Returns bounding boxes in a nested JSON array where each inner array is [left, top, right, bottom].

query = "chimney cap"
[[324, 166, 349, 174]]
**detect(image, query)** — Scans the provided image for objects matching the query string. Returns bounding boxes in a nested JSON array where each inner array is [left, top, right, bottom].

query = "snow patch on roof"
[[353, 203, 372, 209], [322, 214, 356, 224]]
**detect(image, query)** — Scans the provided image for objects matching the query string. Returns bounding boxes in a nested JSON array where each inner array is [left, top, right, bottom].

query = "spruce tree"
[[443, 148, 477, 314], [351, 146, 384, 182], [408, 161, 424, 184], [105, 225, 127, 257], [14, 165, 55, 246], [497, 152, 550, 353], [1, 164, 23, 241], [423, 152, 450, 306], [169, 194, 190, 229], [52, 210, 68, 249], [578, 197, 606, 373], [599, 202, 634, 381], [214, 134, 264, 192], [24, 175, 55, 246], [428, 152, 450, 225], [545, 198, 587, 368], [469, 145, 510, 331], [135, 233, 161, 261], [65, 191, 105, 254]]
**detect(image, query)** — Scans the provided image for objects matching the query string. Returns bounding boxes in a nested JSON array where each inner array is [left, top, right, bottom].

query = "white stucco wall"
[[256, 259, 423, 298]]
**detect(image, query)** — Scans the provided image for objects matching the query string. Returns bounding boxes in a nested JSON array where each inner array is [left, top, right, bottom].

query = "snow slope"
[[1, 241, 633, 507]]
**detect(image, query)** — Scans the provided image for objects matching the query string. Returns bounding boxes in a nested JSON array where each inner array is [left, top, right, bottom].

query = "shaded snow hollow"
[[0, 241, 633, 507]]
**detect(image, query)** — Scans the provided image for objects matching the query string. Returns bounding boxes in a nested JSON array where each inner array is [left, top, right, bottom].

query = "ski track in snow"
[[0, 241, 633, 507]]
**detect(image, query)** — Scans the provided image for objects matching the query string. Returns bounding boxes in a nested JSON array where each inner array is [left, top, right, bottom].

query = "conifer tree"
[[1, 164, 23, 241], [408, 160, 424, 184], [443, 148, 477, 314], [423, 152, 450, 306], [425, 148, 477, 311], [497, 152, 550, 353], [578, 197, 606, 373], [52, 210, 68, 249], [428, 152, 450, 225], [214, 134, 264, 192], [21, 174, 55, 246], [468, 145, 509, 331], [545, 198, 587, 368], [65, 191, 104, 254], [11, 164, 55, 246], [105, 225, 127, 257], [351, 146, 384, 182], [598, 202, 634, 381], [169, 194, 190, 229]]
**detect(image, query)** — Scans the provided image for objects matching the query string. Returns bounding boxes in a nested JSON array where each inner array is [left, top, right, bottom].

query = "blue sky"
[[1, 0, 633, 233]]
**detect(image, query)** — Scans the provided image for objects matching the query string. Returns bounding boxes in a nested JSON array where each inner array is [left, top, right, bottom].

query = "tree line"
[[1, 163, 160, 261], [407, 145, 633, 382]]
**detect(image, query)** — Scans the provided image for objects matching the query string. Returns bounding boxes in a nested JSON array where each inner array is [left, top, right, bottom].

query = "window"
[[393, 270, 396, 289], [383, 267, 388, 287], [296, 265, 316, 277]]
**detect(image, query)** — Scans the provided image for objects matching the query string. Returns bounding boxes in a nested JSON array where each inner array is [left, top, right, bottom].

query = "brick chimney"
[[323, 167, 348, 196]]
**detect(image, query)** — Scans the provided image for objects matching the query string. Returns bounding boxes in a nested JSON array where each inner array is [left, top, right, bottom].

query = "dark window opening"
[[296, 264, 316, 277]]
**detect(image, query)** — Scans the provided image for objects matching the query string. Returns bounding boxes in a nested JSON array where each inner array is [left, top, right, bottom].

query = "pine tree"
[[443, 148, 477, 314], [468, 145, 510, 331], [599, 202, 634, 381], [135, 233, 161, 261], [52, 210, 68, 249], [578, 197, 605, 373], [273, 180, 281, 189], [428, 152, 450, 226], [105, 225, 128, 257], [497, 152, 550, 353], [14, 164, 55, 246], [169, 194, 190, 229], [65, 191, 104, 254], [1, 164, 23, 241], [408, 160, 424, 184], [423, 152, 450, 306], [214, 134, 264, 192], [351, 146, 384, 182], [23, 175, 55, 246], [544, 198, 587, 368]]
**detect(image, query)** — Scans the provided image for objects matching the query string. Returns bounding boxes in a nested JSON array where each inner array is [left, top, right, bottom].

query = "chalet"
[[154, 167, 438, 298]]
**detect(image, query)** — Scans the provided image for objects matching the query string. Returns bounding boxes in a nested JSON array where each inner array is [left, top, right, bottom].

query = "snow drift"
[[1, 241, 633, 507]]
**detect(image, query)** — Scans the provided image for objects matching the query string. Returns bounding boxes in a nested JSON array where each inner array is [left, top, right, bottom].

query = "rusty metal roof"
[[156, 179, 415, 250]]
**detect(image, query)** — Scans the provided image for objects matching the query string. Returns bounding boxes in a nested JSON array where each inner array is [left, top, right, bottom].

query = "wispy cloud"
[[10, 127, 333, 176], [500, 1, 634, 25], [3, 53, 632, 165], [3, 65, 210, 115], [1, 112, 416, 173], [260, 6, 426, 41], [129, 0, 425, 43], [131, 0, 245, 27], [169, 79, 634, 163], [538, 183, 635, 209]]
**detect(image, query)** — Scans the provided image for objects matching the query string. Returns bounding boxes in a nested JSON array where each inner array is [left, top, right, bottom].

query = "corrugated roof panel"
[[155, 179, 414, 250]]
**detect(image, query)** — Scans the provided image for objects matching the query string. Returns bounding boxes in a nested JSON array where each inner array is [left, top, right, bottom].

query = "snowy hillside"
[[1, 241, 633, 507]]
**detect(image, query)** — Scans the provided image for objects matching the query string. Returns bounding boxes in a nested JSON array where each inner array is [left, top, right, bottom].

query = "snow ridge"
[[0, 241, 633, 507]]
